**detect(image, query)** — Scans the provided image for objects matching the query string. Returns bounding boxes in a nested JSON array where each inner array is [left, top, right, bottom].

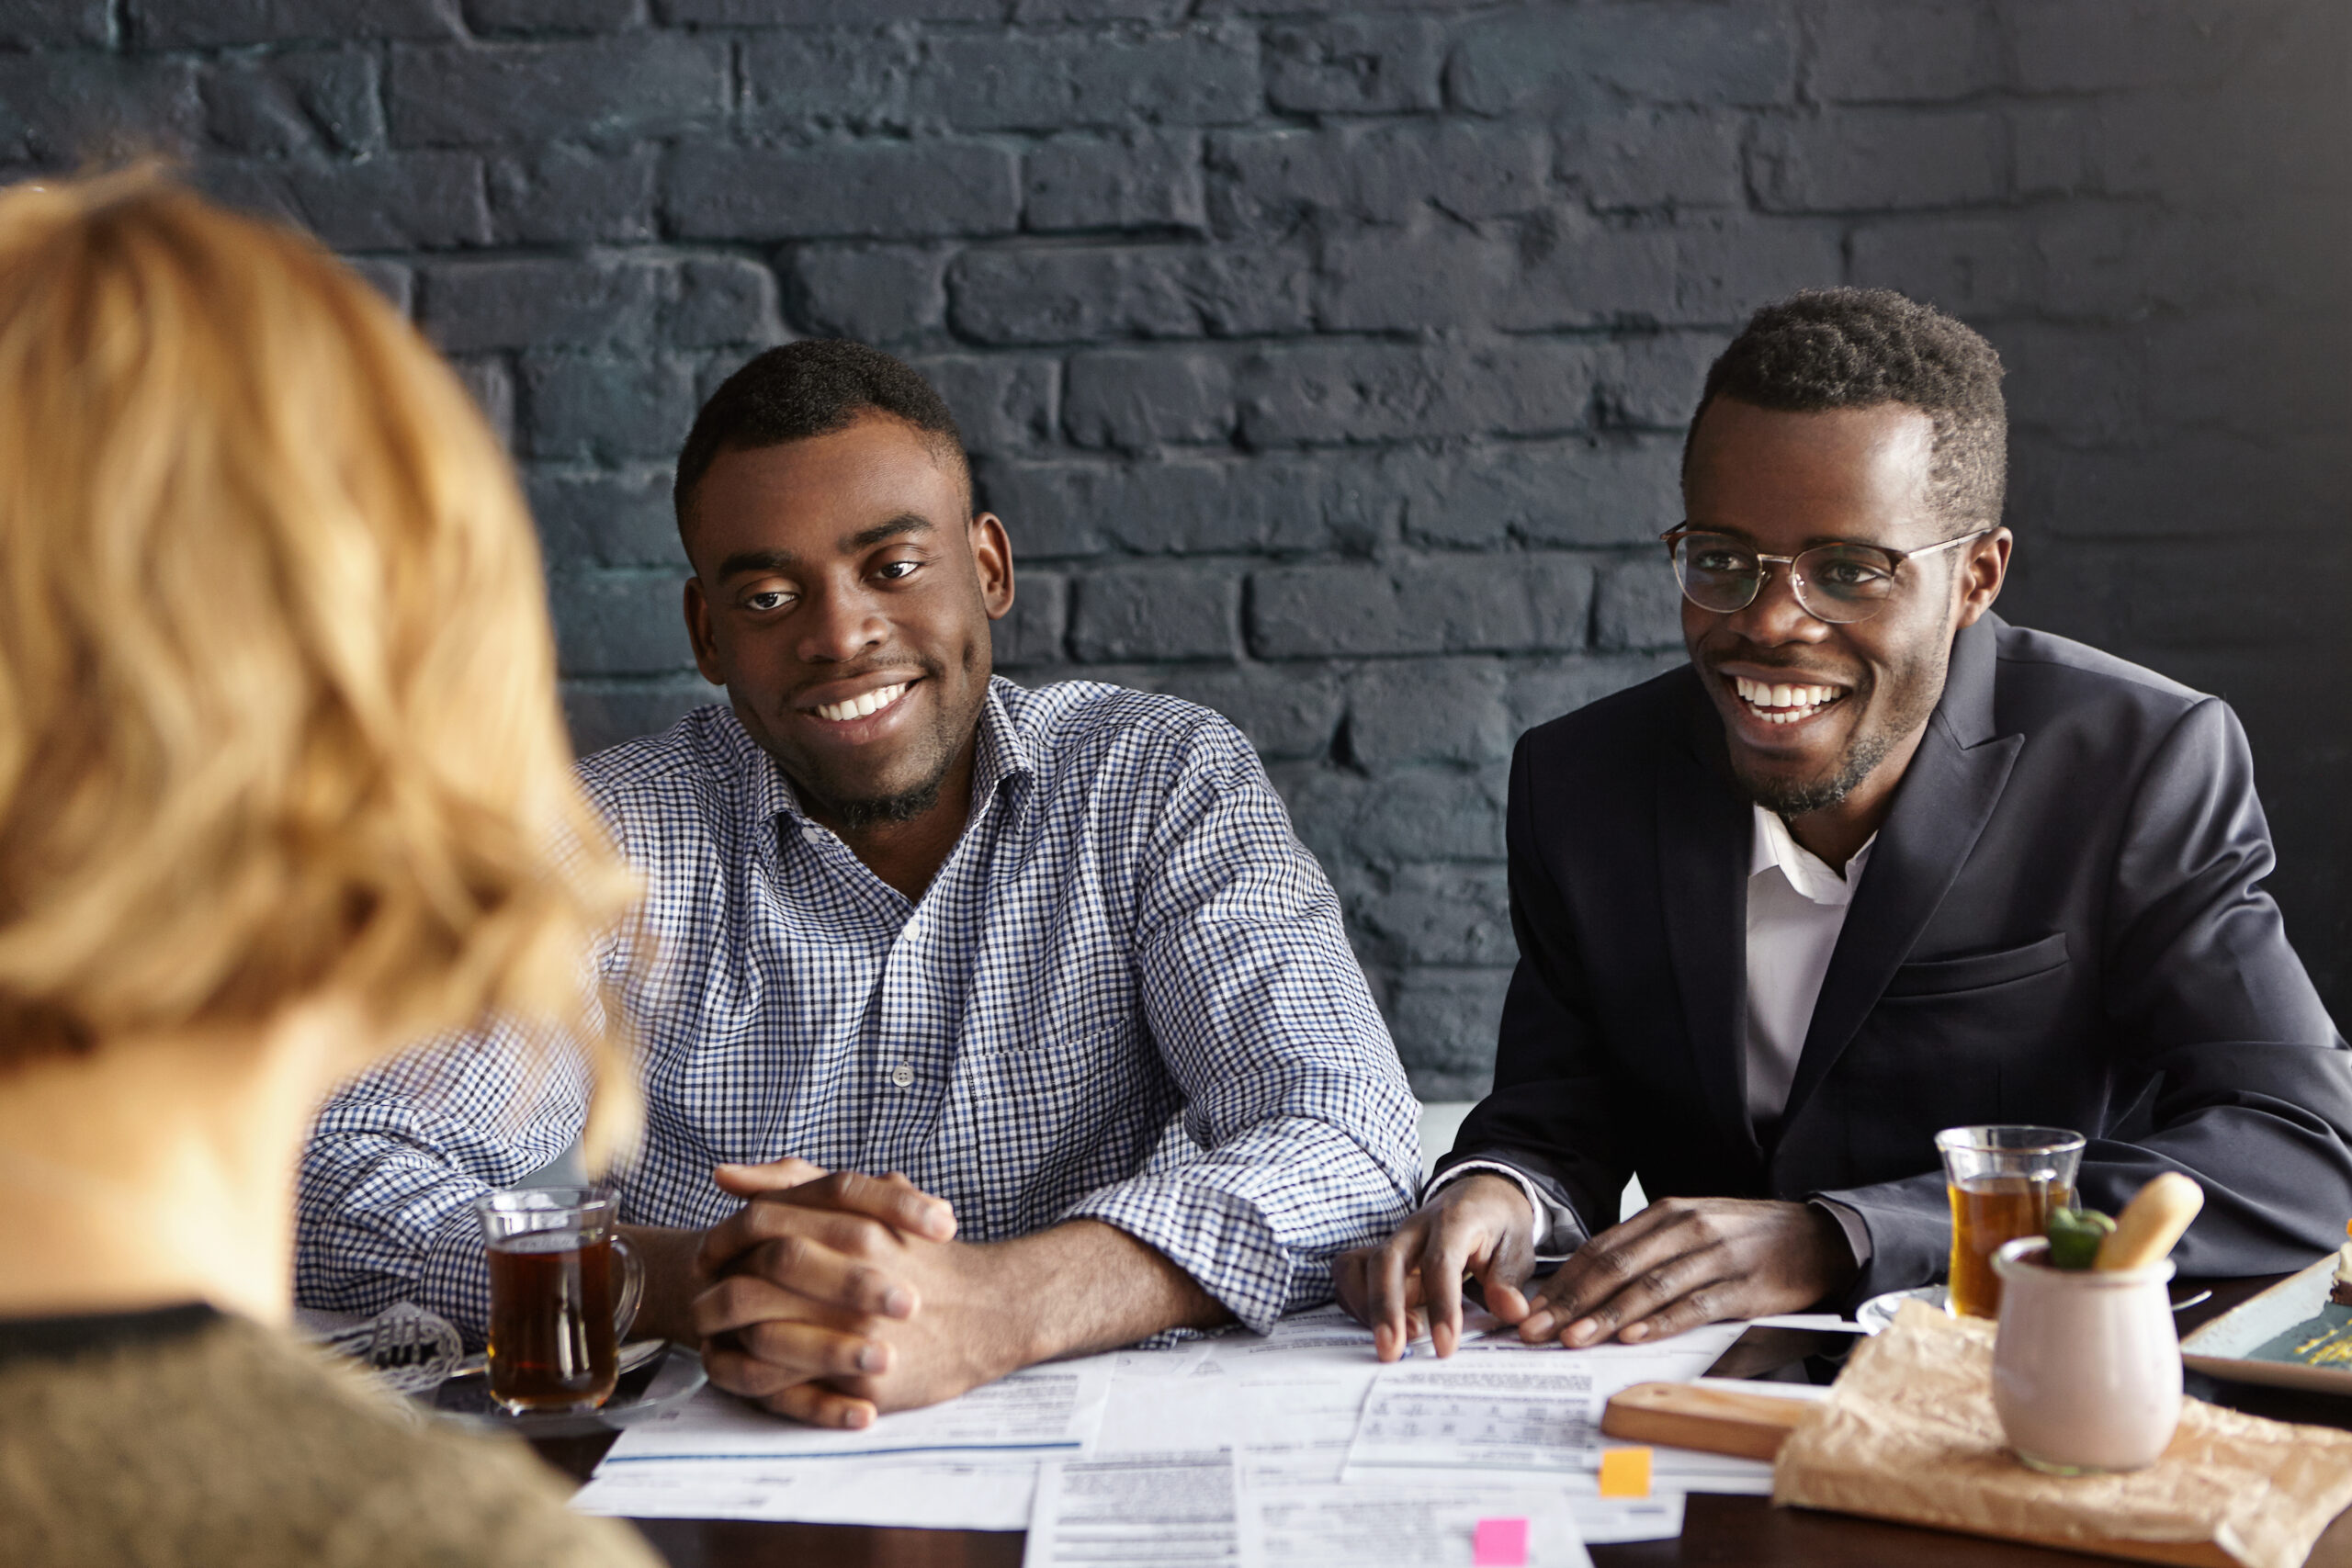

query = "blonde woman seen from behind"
[[0, 170, 658, 1568]]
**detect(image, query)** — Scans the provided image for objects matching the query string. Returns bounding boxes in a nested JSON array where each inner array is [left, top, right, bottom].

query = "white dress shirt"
[[1439, 806, 1877, 1263]]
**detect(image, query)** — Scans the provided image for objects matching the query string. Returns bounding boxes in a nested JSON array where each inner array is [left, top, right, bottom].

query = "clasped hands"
[[686, 1158, 1023, 1429], [1334, 1174, 1859, 1360]]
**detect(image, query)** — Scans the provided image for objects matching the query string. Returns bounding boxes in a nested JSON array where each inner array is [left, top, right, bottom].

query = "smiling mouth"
[[808, 682, 911, 724], [1729, 673, 1849, 727]]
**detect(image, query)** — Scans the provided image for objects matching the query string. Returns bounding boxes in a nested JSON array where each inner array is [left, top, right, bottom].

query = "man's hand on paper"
[[1331, 1173, 1539, 1361], [1514, 1197, 1857, 1348], [690, 1158, 1008, 1429]]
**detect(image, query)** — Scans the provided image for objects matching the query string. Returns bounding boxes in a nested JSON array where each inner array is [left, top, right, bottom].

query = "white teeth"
[[1729, 673, 1845, 723], [813, 682, 908, 723]]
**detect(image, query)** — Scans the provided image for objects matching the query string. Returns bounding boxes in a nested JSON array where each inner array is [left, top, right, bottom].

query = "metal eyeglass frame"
[[1658, 524, 1995, 625]]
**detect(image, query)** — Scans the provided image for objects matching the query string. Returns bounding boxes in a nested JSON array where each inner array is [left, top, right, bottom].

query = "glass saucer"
[[431, 1342, 707, 1438]]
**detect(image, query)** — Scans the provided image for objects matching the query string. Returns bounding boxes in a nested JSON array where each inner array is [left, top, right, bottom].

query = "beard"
[[809, 767, 952, 831], [1723, 639, 1951, 821]]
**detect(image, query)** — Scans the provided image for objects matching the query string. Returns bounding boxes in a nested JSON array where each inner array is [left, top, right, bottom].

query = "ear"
[[683, 577, 726, 685], [1952, 526, 2011, 629], [969, 512, 1015, 621]]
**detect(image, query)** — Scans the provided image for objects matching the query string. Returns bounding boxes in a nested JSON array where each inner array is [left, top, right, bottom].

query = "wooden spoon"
[[2093, 1172, 2204, 1271]]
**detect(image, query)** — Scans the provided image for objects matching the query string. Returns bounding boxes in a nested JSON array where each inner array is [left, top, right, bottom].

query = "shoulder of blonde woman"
[[0, 1310, 658, 1568]]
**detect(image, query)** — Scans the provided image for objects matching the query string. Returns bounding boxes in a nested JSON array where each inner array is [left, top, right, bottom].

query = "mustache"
[[1698, 645, 1864, 688], [786, 655, 945, 706]]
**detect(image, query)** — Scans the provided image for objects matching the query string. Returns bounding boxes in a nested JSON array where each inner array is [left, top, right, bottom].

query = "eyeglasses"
[[1660, 525, 1992, 625]]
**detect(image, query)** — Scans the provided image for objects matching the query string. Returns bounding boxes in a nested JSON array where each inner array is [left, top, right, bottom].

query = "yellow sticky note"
[[1598, 1446, 1653, 1499]]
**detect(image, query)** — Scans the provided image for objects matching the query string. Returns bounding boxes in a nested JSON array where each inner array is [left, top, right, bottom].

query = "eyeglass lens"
[[1669, 534, 1902, 625]]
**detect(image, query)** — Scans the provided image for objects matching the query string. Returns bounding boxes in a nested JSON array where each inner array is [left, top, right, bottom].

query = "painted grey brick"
[[741, 28, 917, 134], [1069, 568, 1240, 661], [419, 256, 666, 353], [1449, 4, 1798, 116], [949, 245, 1311, 344], [347, 259, 414, 316], [520, 353, 698, 463], [2005, 0, 2253, 93], [1264, 17, 1445, 114], [1670, 217, 1848, 323], [978, 456, 1374, 558], [1064, 350, 1233, 450], [668, 142, 1021, 242], [1350, 864, 1514, 967], [1238, 341, 1598, 446], [1351, 767, 1509, 864], [449, 357, 514, 450], [1988, 321, 2148, 445], [488, 146, 658, 243], [990, 570, 1069, 670], [1807, 0, 2003, 103], [667, 259, 784, 349], [1387, 438, 1682, 549], [203, 50, 382, 158], [1597, 334, 1721, 430], [200, 152, 490, 251], [661, 0, 997, 20], [1250, 554, 1594, 657], [1498, 219, 1680, 330], [1024, 130, 1206, 233], [913, 355, 1059, 461], [1388, 966, 1513, 1095], [1142, 666, 1344, 761], [565, 676, 714, 756], [388, 35, 728, 149], [790, 245, 949, 344], [1751, 109, 2007, 212], [529, 466, 681, 570], [1850, 217, 2040, 314], [0, 0, 107, 46], [1346, 660, 1510, 767], [913, 25, 1261, 131], [1557, 110, 1744, 210], [131, 0, 457, 46], [1505, 652, 1687, 734], [1315, 225, 1514, 333], [0, 55, 202, 167], [468, 0, 642, 29], [1593, 557, 1687, 651], [1208, 122, 1547, 235], [551, 569, 695, 675]]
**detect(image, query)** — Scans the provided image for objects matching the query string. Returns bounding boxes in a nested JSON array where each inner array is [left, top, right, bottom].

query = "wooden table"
[[531, 1275, 2346, 1568]]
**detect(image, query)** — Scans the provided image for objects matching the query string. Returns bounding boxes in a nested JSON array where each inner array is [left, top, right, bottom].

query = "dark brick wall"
[[7, 0, 2345, 1096]]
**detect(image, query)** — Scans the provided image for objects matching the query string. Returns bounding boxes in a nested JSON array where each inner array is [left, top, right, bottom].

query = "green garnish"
[[2047, 1207, 2116, 1269]]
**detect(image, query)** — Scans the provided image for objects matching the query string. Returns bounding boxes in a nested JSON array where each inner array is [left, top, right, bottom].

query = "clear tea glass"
[[473, 1186, 645, 1416], [1934, 1125, 2085, 1319]]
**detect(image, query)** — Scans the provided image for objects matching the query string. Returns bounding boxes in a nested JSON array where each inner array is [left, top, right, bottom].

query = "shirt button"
[[888, 1064, 915, 1089]]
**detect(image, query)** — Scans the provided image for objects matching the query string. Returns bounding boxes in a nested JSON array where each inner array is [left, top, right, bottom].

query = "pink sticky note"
[[1472, 1517, 1529, 1567]]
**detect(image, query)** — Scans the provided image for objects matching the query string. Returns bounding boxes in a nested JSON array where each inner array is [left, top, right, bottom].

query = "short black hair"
[[673, 339, 969, 535], [1687, 288, 2007, 527]]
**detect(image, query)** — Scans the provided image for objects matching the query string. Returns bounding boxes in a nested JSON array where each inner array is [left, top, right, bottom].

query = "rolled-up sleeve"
[[1059, 720, 1421, 1332], [296, 1022, 590, 1346]]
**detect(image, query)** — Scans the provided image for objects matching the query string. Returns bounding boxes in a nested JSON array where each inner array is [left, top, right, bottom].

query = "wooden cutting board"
[[1598, 1382, 2297, 1568]]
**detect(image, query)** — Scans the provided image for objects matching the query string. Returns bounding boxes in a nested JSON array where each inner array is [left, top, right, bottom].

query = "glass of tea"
[[472, 1186, 646, 1416], [1934, 1125, 2086, 1319]]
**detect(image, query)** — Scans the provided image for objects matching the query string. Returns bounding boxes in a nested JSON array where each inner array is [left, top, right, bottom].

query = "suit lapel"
[[1780, 617, 2021, 1131], [1656, 674, 1761, 1161]]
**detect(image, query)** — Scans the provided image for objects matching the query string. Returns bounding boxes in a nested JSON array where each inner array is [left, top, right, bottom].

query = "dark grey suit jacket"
[[1440, 615, 2352, 1303]]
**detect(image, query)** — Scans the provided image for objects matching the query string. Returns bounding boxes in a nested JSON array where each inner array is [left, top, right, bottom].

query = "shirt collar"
[[743, 678, 1037, 829], [1749, 803, 1873, 908]]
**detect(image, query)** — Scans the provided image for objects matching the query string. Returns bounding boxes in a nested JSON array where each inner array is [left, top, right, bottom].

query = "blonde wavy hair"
[[0, 169, 639, 1154]]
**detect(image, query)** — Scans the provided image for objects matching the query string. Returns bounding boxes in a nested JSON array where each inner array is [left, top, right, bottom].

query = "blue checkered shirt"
[[297, 679, 1420, 1344]]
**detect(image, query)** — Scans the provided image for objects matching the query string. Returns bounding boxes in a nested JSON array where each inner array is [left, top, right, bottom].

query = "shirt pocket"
[[1880, 932, 2071, 998]]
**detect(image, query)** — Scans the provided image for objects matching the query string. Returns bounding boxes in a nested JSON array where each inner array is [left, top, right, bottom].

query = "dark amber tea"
[[486, 1231, 619, 1414], [1948, 1174, 2073, 1319]]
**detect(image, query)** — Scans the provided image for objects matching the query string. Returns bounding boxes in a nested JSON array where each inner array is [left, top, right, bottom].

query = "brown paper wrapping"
[[1772, 1301, 2352, 1568]]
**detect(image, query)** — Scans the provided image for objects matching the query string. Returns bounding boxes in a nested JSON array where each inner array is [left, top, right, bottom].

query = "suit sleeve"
[[1823, 696, 2352, 1287], [2089, 696, 2352, 1271], [1431, 733, 1631, 1244]]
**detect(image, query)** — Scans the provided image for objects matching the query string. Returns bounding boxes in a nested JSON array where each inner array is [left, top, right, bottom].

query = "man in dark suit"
[[1339, 288, 2352, 1360]]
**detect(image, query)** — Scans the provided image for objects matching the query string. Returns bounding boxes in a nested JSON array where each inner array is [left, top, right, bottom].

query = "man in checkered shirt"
[[299, 341, 1420, 1425]]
